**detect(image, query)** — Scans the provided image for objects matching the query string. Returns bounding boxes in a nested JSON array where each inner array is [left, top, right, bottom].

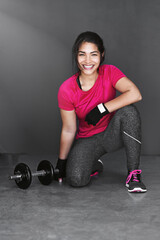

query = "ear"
[[100, 52, 105, 63]]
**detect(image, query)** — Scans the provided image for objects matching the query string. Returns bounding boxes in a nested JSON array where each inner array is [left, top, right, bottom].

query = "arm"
[[55, 109, 77, 180], [59, 109, 77, 159], [85, 77, 142, 126], [104, 77, 142, 112]]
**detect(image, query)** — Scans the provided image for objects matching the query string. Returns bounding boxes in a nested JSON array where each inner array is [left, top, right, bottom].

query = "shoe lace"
[[90, 171, 99, 177], [126, 169, 142, 184]]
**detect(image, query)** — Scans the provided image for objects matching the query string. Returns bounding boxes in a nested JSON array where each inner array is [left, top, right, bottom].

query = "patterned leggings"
[[66, 105, 141, 187]]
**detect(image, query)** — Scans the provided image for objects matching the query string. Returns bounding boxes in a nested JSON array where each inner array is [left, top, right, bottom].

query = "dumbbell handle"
[[9, 170, 47, 180], [9, 174, 22, 180], [32, 170, 46, 177], [9, 169, 59, 181], [32, 169, 59, 177]]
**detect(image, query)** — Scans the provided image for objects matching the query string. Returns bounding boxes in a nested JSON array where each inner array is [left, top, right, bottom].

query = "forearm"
[[59, 129, 76, 159], [104, 90, 142, 113]]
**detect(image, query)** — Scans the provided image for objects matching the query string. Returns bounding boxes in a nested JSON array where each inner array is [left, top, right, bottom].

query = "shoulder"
[[58, 74, 78, 110], [99, 64, 125, 77], [99, 64, 120, 72], [99, 64, 126, 87], [59, 73, 78, 94], [99, 64, 116, 75], [59, 74, 76, 89]]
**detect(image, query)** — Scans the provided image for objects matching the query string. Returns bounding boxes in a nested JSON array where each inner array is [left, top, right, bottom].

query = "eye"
[[91, 54, 98, 56], [78, 53, 85, 56]]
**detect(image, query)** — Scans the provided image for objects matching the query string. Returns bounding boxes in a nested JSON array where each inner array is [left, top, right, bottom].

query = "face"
[[77, 42, 102, 76]]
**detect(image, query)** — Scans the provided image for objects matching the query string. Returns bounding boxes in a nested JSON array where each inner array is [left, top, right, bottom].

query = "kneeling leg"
[[103, 104, 141, 171], [66, 137, 97, 187]]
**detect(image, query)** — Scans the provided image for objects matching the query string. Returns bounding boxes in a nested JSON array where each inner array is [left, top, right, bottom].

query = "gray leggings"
[[66, 105, 141, 187]]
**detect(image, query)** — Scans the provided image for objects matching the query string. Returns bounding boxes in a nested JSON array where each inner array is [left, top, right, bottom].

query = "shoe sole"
[[128, 188, 147, 193], [126, 184, 147, 193]]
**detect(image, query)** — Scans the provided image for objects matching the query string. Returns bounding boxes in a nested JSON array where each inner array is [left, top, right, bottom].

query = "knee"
[[66, 173, 90, 187], [118, 105, 141, 121]]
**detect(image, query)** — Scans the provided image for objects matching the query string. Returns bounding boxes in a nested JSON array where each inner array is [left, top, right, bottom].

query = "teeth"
[[83, 65, 93, 69]]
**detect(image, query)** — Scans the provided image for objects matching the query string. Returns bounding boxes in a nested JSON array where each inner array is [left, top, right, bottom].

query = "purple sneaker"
[[126, 169, 147, 193]]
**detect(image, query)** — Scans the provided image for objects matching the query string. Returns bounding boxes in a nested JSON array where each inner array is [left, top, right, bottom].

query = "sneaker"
[[91, 159, 104, 177], [126, 169, 147, 193]]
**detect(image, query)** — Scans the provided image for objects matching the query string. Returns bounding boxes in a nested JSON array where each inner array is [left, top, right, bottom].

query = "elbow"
[[139, 95, 142, 101], [137, 92, 142, 102], [62, 125, 77, 135], [70, 125, 77, 134], [131, 87, 142, 102], [71, 127, 77, 135], [133, 93, 142, 103]]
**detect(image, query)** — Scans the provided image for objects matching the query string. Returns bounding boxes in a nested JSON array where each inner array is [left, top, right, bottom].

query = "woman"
[[56, 31, 147, 193]]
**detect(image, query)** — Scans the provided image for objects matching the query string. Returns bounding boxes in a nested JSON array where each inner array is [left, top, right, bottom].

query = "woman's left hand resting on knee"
[[85, 77, 142, 126]]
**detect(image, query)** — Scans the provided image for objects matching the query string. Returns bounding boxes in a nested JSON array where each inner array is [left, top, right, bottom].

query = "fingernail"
[[58, 178, 63, 183]]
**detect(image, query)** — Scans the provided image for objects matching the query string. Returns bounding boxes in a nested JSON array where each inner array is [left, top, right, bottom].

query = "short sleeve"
[[58, 84, 75, 111], [110, 65, 126, 87]]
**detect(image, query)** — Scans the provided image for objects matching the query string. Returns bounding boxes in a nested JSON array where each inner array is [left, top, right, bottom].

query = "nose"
[[85, 54, 91, 63]]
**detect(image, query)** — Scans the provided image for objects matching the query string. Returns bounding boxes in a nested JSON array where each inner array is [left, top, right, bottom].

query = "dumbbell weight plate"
[[37, 160, 54, 185], [14, 163, 32, 189]]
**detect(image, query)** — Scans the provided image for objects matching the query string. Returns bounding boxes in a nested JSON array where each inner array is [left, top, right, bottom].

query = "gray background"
[[0, 0, 159, 155]]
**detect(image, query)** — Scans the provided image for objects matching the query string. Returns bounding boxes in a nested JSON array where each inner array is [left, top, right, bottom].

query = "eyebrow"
[[78, 51, 99, 54]]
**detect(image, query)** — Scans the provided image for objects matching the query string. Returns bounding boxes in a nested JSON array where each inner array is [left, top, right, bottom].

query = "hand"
[[55, 158, 67, 181], [85, 103, 109, 126]]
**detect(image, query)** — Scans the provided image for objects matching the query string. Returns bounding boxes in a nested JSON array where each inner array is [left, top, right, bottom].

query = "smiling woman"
[[77, 42, 101, 90], [55, 31, 147, 193], [72, 31, 105, 73]]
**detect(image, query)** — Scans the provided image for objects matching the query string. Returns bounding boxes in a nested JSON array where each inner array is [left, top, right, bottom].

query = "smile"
[[83, 65, 94, 70]]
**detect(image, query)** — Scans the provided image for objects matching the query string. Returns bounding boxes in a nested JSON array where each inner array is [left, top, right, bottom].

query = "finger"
[[58, 178, 63, 183]]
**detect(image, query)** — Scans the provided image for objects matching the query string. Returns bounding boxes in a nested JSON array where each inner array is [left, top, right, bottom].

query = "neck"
[[79, 71, 98, 84]]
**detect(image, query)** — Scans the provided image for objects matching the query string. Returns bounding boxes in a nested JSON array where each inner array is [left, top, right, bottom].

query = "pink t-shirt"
[[58, 65, 126, 139]]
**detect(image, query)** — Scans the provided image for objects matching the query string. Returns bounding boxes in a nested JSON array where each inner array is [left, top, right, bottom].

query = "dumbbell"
[[9, 160, 59, 189]]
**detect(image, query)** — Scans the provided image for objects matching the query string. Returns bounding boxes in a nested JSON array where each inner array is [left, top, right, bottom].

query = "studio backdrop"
[[0, 0, 159, 155]]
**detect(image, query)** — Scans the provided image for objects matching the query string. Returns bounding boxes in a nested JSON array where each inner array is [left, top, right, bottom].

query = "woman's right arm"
[[59, 109, 77, 159]]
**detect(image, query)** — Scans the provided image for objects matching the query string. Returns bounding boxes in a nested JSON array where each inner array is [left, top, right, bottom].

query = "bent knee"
[[66, 174, 90, 187], [118, 105, 140, 120]]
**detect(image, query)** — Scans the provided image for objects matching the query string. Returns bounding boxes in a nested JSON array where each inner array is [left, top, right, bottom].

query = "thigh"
[[66, 135, 105, 187], [102, 111, 124, 152], [66, 137, 96, 178], [102, 105, 141, 152]]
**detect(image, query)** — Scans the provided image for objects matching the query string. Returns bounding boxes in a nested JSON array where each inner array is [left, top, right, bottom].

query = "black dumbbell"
[[9, 160, 59, 189]]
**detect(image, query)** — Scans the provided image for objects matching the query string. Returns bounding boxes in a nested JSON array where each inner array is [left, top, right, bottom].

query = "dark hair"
[[72, 31, 105, 73]]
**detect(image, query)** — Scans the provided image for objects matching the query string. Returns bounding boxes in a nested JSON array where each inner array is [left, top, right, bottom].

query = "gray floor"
[[0, 149, 160, 240]]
